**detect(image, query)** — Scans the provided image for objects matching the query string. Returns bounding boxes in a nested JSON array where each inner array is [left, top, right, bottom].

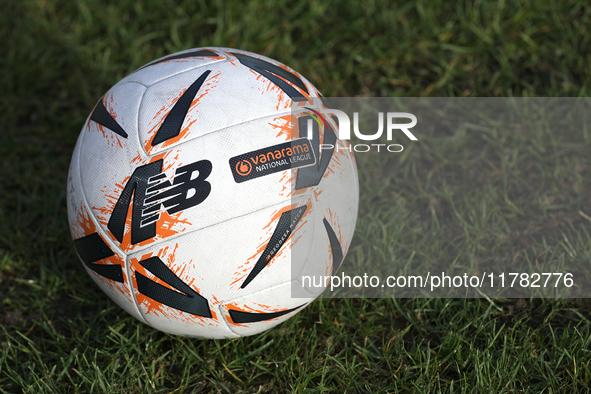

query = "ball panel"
[[121, 199, 320, 337], [68, 201, 146, 323], [86, 81, 147, 150], [216, 47, 321, 99], [220, 281, 315, 337], [127, 247, 234, 339], [123, 198, 313, 337], [119, 49, 228, 88], [288, 114, 359, 296], [136, 60, 306, 156]]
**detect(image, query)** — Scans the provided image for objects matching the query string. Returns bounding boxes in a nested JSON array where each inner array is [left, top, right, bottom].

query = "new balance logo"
[[108, 159, 212, 245]]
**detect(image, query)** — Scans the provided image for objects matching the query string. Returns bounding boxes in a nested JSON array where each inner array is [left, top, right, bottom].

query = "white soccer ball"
[[66, 47, 359, 338]]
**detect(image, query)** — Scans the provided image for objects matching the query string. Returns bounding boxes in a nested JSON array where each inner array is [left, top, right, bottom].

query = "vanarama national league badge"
[[229, 138, 316, 183]]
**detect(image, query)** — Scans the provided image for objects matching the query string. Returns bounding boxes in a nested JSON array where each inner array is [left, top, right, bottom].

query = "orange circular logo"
[[235, 160, 252, 176]]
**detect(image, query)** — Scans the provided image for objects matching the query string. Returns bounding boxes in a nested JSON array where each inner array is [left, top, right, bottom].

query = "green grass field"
[[1, 0, 591, 392]]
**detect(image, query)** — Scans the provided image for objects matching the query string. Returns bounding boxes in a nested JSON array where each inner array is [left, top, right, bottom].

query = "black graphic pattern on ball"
[[229, 304, 307, 324], [231, 52, 309, 102], [73, 232, 123, 282], [108, 159, 212, 245], [295, 115, 337, 189], [241, 205, 308, 289], [323, 218, 343, 276], [89, 98, 128, 138], [151, 70, 212, 146], [136, 256, 212, 318]]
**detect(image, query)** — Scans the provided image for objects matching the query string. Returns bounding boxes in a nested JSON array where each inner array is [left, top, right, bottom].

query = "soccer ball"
[[66, 47, 358, 338]]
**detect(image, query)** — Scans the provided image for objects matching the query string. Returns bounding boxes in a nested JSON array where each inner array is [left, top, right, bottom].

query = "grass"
[[1, 0, 591, 392]]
